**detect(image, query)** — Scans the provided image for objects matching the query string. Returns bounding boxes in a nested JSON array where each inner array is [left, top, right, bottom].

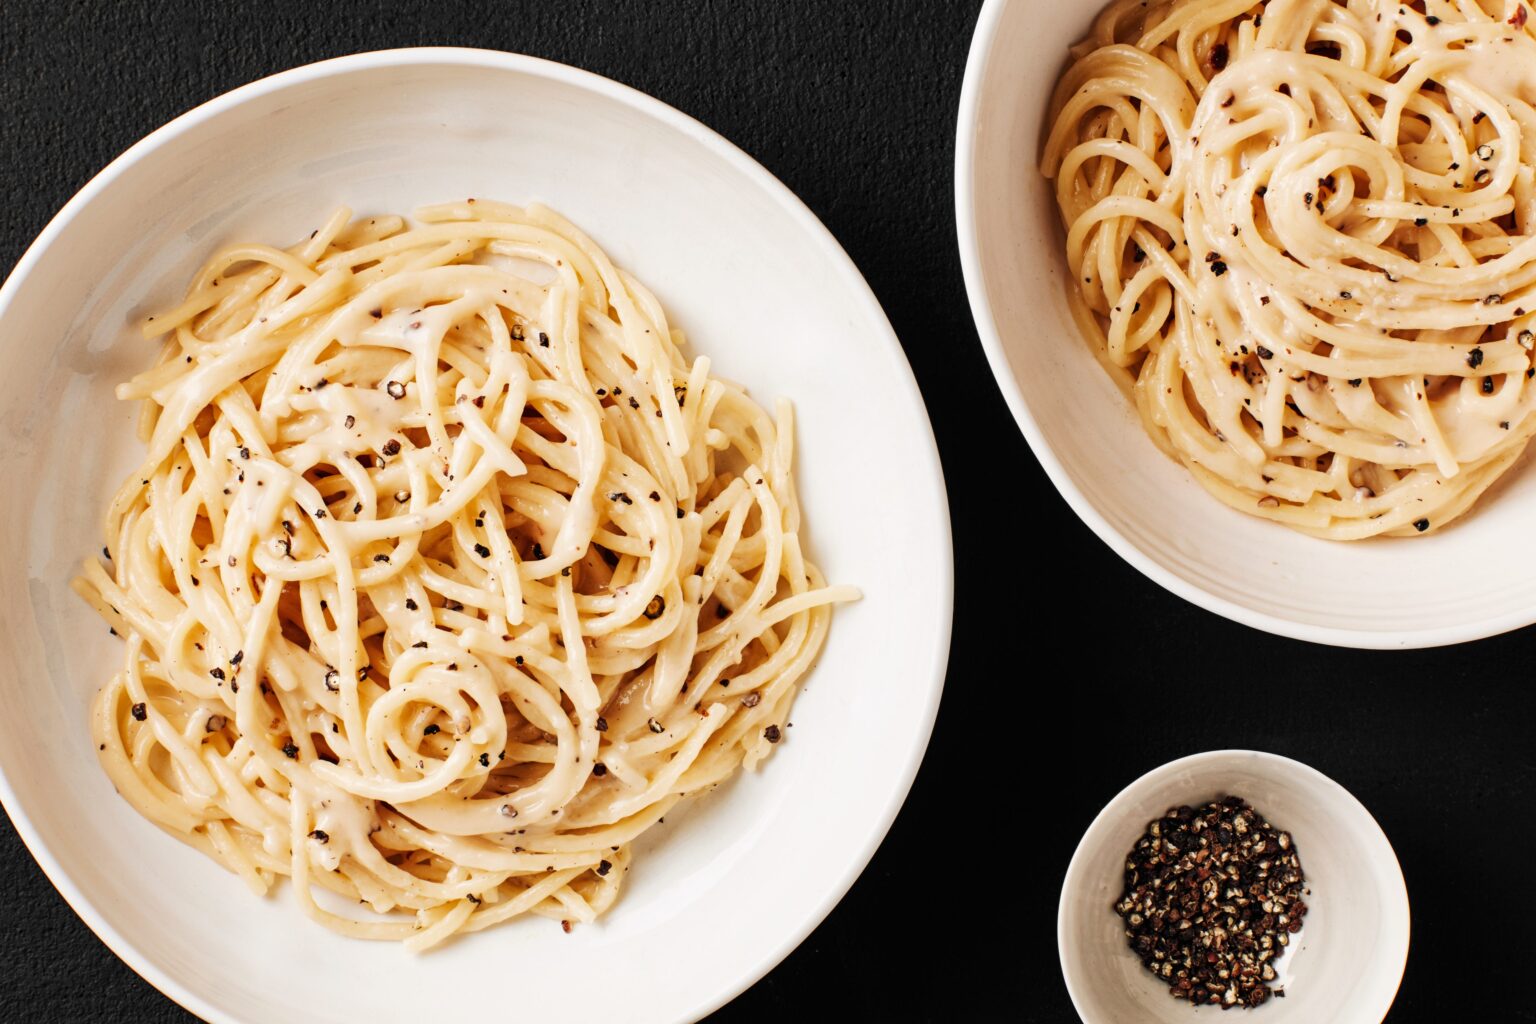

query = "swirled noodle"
[[72, 200, 856, 949], [1043, 0, 1536, 538]]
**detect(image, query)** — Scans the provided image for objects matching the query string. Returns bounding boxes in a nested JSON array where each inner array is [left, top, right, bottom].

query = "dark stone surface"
[[0, 1, 1528, 1020]]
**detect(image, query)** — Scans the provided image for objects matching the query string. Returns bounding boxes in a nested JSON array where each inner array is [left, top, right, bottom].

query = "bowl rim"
[[0, 45, 954, 1024], [954, 0, 1536, 650], [1055, 749, 1411, 1023]]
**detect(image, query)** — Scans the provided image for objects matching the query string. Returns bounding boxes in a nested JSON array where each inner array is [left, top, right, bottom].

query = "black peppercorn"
[[1115, 796, 1307, 1009]]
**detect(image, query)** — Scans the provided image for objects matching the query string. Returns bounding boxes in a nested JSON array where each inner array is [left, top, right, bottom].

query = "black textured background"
[[2, 2, 1531, 1021]]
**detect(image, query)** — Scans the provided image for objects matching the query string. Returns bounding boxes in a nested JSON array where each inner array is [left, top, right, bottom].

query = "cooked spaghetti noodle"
[[1043, 0, 1536, 538], [73, 200, 855, 949]]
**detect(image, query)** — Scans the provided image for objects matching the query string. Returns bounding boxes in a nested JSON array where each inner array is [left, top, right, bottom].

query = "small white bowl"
[[0, 49, 952, 1023], [1059, 751, 1409, 1023], [956, 0, 1536, 648]]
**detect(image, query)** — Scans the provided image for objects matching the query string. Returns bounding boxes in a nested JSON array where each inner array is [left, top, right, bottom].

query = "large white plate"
[[0, 49, 951, 1023]]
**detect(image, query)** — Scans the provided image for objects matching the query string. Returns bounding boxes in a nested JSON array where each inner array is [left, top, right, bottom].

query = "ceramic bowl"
[[0, 48, 952, 1023], [1059, 750, 1410, 1022], [956, 0, 1536, 647]]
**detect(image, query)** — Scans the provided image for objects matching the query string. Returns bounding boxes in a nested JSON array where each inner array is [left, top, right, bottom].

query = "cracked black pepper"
[[1115, 796, 1308, 1009]]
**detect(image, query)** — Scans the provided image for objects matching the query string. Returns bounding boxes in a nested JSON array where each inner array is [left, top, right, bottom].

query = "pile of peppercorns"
[[1114, 796, 1307, 1009]]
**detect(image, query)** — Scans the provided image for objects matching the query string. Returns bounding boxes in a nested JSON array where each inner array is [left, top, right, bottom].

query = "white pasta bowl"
[[957, 0, 1536, 647], [1059, 751, 1409, 1023], [0, 49, 951, 1023]]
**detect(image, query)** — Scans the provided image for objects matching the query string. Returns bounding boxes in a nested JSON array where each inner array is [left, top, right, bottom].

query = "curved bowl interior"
[[958, 0, 1536, 647], [0, 50, 951, 1024], [1059, 751, 1409, 1023]]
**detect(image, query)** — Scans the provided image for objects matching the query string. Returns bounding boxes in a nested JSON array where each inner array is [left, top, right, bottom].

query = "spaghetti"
[[1044, 0, 1536, 538], [73, 200, 855, 949]]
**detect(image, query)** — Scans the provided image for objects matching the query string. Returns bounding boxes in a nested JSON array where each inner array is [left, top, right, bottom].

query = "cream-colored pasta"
[[72, 200, 855, 949], [1044, 0, 1536, 538]]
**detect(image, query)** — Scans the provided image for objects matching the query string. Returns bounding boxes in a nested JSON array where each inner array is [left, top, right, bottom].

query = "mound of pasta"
[[1044, 0, 1536, 538], [74, 200, 854, 949]]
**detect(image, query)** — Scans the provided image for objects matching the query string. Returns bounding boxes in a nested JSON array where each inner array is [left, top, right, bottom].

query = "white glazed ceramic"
[[1059, 751, 1410, 1023], [0, 49, 952, 1024], [956, 0, 1536, 648]]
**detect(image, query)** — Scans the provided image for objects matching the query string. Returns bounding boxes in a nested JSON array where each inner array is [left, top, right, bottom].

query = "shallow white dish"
[[1059, 751, 1409, 1023], [0, 48, 952, 1024], [956, 0, 1536, 648]]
